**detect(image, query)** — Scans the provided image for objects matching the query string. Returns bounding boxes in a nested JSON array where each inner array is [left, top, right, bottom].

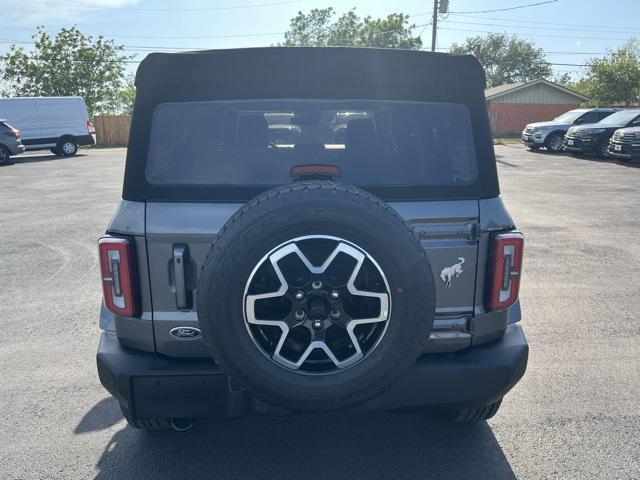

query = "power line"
[[434, 47, 607, 56], [439, 26, 633, 42], [0, 17, 433, 43], [451, 13, 640, 33], [447, 0, 558, 14], [16, 0, 302, 12], [0, 22, 434, 50], [4, 55, 142, 64], [3, 52, 597, 69], [0, 39, 608, 57], [0, 27, 286, 40], [442, 19, 639, 36], [0, 37, 612, 60]]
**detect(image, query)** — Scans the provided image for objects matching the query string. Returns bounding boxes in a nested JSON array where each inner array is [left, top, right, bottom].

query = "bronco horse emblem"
[[440, 257, 465, 287]]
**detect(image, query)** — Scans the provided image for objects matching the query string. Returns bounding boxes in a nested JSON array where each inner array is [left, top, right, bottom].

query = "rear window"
[[145, 100, 478, 188]]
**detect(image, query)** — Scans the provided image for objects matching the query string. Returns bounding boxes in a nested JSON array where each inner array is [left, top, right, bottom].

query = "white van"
[[0, 96, 95, 156]]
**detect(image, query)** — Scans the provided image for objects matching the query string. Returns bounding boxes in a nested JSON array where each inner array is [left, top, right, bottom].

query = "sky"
[[1, 0, 639, 80]]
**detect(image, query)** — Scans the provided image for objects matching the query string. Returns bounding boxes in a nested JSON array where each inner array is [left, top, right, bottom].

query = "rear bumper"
[[97, 324, 528, 419], [12, 144, 26, 155], [77, 134, 95, 146]]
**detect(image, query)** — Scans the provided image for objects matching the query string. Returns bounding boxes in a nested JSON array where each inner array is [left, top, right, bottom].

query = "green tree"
[[579, 39, 640, 106], [117, 74, 136, 115], [282, 8, 422, 49], [552, 76, 592, 99], [0, 27, 133, 116], [450, 33, 551, 88], [550, 72, 573, 86]]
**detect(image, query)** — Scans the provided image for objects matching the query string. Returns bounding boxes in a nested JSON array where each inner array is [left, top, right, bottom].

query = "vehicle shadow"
[[496, 158, 520, 168], [88, 398, 517, 480], [572, 154, 640, 169], [8, 153, 87, 164], [75, 398, 123, 434], [517, 146, 640, 168]]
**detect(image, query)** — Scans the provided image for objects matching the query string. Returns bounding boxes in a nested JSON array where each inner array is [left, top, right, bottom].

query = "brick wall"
[[488, 103, 579, 136]]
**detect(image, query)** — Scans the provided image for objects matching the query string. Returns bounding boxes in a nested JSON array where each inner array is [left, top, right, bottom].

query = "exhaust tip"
[[170, 418, 195, 432]]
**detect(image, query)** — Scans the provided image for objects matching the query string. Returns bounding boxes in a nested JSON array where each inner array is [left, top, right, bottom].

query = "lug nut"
[[294, 310, 306, 321], [312, 319, 323, 330], [330, 309, 341, 320], [295, 291, 304, 300], [330, 290, 339, 299], [312, 280, 323, 290]]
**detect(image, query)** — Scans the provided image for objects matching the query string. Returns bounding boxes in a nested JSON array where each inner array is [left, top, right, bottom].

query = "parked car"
[[564, 109, 640, 158], [0, 96, 95, 156], [522, 108, 617, 153], [0, 119, 25, 165], [608, 127, 640, 161], [96, 48, 528, 431]]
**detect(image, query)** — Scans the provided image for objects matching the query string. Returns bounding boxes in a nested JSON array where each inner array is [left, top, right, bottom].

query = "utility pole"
[[431, 0, 438, 52], [431, 0, 448, 52]]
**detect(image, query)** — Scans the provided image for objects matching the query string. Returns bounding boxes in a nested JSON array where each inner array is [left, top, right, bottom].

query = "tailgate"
[[145, 200, 479, 357]]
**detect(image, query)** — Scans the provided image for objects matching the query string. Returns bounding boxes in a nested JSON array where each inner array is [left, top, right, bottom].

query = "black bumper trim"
[[97, 324, 528, 419], [563, 144, 595, 153]]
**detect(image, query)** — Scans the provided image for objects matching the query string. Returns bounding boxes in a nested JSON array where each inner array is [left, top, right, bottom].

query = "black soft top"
[[124, 47, 499, 202], [135, 47, 486, 90]]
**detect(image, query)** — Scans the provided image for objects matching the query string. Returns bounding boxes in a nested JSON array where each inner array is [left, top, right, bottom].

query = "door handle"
[[173, 244, 189, 310]]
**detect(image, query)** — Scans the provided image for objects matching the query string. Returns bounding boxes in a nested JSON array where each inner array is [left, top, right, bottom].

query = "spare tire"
[[197, 181, 435, 411]]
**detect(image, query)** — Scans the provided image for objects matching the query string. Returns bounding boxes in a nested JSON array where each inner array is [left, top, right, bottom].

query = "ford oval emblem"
[[170, 327, 202, 339]]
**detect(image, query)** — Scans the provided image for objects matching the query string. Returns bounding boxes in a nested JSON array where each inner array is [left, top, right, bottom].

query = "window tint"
[[597, 111, 614, 121], [577, 111, 598, 124], [598, 110, 640, 126], [554, 110, 583, 123], [146, 100, 478, 188]]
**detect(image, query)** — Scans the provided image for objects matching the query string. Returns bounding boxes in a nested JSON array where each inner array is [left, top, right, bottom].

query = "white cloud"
[[2, 0, 140, 27]]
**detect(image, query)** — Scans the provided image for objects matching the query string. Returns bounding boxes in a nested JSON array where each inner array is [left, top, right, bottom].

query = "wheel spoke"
[[245, 253, 291, 361]]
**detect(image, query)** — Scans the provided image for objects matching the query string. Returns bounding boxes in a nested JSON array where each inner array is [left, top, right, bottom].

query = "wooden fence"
[[94, 115, 131, 146]]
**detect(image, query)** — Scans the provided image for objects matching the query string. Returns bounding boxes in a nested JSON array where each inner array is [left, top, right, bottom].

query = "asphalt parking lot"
[[0, 145, 639, 479]]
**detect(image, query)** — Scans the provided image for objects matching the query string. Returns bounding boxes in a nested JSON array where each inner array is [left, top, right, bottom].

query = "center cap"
[[308, 296, 328, 320]]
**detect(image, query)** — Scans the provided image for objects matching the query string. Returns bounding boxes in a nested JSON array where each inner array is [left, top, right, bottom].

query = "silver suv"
[[97, 48, 528, 431], [0, 119, 25, 164]]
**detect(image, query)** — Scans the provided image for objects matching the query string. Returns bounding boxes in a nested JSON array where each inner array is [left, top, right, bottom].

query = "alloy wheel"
[[599, 140, 609, 158], [244, 235, 391, 374], [548, 134, 564, 152]]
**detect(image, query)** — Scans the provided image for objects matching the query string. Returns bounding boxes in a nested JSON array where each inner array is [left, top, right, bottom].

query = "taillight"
[[290, 164, 341, 178], [487, 232, 524, 311], [99, 236, 138, 317], [5, 130, 20, 138], [87, 120, 95, 134]]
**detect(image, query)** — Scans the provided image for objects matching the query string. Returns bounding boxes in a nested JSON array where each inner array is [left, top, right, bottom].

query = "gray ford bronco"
[[97, 47, 528, 431]]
